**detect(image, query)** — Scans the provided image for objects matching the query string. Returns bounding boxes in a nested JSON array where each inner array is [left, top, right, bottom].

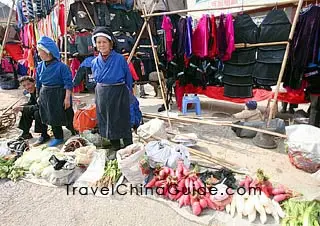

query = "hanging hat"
[[37, 36, 61, 60], [246, 100, 257, 110], [91, 27, 117, 48]]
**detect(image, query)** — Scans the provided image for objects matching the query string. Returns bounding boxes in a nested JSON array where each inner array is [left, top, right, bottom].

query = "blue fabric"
[[92, 51, 133, 89], [130, 94, 142, 128], [246, 100, 257, 110], [80, 56, 95, 68], [18, 64, 28, 76], [17, 0, 29, 28], [36, 60, 73, 90], [37, 36, 61, 60]]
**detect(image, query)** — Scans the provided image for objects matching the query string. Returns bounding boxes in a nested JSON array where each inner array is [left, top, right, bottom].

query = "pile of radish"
[[145, 161, 232, 216], [239, 169, 295, 203], [226, 192, 286, 224]]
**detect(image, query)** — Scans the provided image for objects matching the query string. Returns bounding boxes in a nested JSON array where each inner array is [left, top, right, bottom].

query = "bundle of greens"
[[0, 157, 25, 181], [92, 160, 122, 188], [281, 199, 320, 226]]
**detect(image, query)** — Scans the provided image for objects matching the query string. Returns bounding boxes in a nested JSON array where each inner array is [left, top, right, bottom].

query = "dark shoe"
[[33, 135, 50, 147], [19, 133, 33, 140]]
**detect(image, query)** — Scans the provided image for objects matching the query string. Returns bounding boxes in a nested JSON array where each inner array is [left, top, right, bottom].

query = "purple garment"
[[217, 14, 227, 59], [185, 16, 193, 58], [284, 6, 320, 89], [175, 17, 187, 57]]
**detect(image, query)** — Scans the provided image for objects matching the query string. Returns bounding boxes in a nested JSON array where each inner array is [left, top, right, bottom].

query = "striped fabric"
[[21, 0, 29, 20], [26, 0, 35, 19], [36, 0, 43, 18]]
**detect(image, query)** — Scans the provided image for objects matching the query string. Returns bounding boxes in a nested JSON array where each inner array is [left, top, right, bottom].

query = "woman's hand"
[[64, 97, 71, 109]]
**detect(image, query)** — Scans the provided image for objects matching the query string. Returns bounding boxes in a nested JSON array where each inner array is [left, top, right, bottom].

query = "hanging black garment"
[[94, 2, 111, 28], [172, 17, 187, 57], [223, 14, 258, 98], [284, 6, 320, 89], [253, 9, 291, 87]]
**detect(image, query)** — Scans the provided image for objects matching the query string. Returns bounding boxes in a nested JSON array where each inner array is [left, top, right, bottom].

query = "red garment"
[[162, 16, 173, 61], [192, 15, 209, 58], [1, 58, 14, 73], [208, 15, 218, 58], [175, 81, 308, 111], [59, 4, 66, 36], [129, 62, 139, 81], [4, 43, 24, 61], [71, 58, 84, 93], [223, 14, 235, 61]]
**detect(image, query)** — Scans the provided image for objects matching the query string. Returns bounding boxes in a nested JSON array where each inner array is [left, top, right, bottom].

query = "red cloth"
[[192, 15, 209, 58], [71, 58, 84, 93], [129, 62, 139, 81], [59, 4, 66, 36], [208, 15, 218, 59], [175, 81, 309, 111], [4, 43, 24, 61]]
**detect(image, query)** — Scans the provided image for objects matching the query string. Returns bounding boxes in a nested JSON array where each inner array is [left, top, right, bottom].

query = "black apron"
[[95, 82, 131, 140], [39, 85, 74, 127]]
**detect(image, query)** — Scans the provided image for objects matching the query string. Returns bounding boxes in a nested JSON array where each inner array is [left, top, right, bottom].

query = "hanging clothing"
[[94, 2, 111, 28], [114, 33, 134, 54], [173, 17, 187, 57], [192, 15, 209, 58], [208, 15, 218, 59], [284, 6, 320, 89], [162, 16, 174, 61], [185, 16, 193, 58], [59, 4, 66, 36], [223, 14, 235, 61], [26, 0, 35, 20], [67, 1, 97, 31], [71, 58, 84, 93], [217, 14, 227, 59]]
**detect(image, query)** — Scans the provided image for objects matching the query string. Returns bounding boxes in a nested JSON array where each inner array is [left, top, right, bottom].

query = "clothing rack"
[[128, 0, 305, 135]]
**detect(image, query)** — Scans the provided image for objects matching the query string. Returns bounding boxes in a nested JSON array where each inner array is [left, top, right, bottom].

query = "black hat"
[[91, 27, 117, 48]]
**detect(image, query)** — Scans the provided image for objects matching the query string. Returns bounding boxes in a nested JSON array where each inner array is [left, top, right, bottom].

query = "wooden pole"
[[235, 41, 288, 48], [64, 0, 68, 64], [267, 0, 304, 125], [143, 112, 288, 138], [0, 96, 24, 118], [141, 0, 299, 18], [0, 0, 15, 62], [142, 3, 172, 129]]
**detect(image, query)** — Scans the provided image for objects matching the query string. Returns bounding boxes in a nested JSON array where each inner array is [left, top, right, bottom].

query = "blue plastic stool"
[[182, 94, 201, 115]]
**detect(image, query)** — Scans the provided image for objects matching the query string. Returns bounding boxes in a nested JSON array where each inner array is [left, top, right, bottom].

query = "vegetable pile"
[[281, 199, 320, 226], [145, 161, 232, 216], [239, 169, 296, 203], [226, 192, 286, 224], [92, 160, 122, 188], [0, 157, 25, 181]]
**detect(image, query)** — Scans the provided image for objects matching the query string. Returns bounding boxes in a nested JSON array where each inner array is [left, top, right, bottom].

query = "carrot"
[[192, 201, 202, 216], [145, 177, 157, 188], [273, 193, 291, 203], [199, 198, 208, 209]]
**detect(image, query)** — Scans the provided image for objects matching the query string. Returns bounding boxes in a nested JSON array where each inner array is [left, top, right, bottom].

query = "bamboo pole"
[[267, 0, 304, 125], [143, 112, 288, 138], [64, 0, 68, 64], [0, 96, 24, 118], [235, 41, 288, 48], [0, 0, 15, 62], [141, 0, 299, 18]]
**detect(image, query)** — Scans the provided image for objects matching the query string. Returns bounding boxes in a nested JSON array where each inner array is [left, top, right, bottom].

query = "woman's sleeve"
[[61, 64, 73, 90], [36, 64, 42, 91]]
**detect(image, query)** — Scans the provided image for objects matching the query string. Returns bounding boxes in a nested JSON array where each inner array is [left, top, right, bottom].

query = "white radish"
[[225, 204, 231, 214], [253, 195, 265, 215], [236, 193, 245, 217], [272, 199, 286, 218], [264, 205, 272, 215], [243, 192, 249, 199], [259, 192, 270, 206], [245, 195, 255, 216], [230, 195, 236, 217], [260, 210, 267, 224], [242, 199, 248, 216], [248, 208, 257, 223]]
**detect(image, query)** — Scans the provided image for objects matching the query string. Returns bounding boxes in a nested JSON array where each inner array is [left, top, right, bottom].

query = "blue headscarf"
[[246, 100, 257, 110], [37, 36, 61, 60]]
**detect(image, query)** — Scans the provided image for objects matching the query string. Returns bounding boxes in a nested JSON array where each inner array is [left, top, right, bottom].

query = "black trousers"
[[51, 108, 76, 139], [309, 95, 320, 127], [18, 108, 48, 136]]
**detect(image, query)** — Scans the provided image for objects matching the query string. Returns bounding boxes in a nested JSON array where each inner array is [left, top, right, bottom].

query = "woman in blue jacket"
[[36, 36, 76, 147], [91, 27, 133, 158]]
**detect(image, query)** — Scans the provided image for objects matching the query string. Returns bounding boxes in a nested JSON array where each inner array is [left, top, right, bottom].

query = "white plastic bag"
[[137, 118, 167, 141], [145, 140, 190, 169], [286, 125, 320, 173], [116, 143, 145, 184], [74, 145, 96, 165], [73, 150, 106, 188]]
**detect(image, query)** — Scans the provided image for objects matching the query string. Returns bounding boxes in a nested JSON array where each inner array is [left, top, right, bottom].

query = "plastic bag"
[[137, 118, 167, 141], [74, 145, 96, 165], [286, 125, 320, 173], [82, 130, 103, 147], [116, 143, 145, 184], [145, 140, 190, 169], [73, 150, 106, 188]]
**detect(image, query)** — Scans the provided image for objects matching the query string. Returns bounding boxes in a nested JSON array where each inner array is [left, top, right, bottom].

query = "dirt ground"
[[0, 85, 318, 226]]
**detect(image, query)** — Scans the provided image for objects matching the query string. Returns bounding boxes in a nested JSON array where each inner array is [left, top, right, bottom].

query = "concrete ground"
[[0, 85, 318, 226]]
